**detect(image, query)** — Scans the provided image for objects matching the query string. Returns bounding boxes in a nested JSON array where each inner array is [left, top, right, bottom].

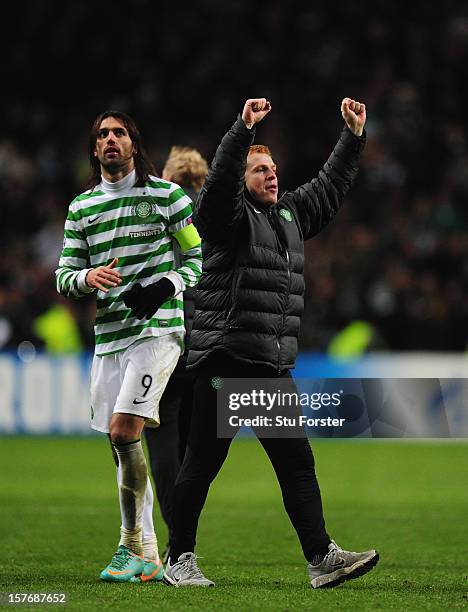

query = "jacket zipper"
[[266, 208, 292, 373], [225, 266, 242, 328], [277, 250, 291, 372]]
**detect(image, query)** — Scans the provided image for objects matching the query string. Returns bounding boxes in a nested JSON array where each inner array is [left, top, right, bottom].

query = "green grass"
[[1, 437, 467, 611]]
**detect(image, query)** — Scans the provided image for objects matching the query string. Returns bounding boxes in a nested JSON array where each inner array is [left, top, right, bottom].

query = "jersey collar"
[[100, 169, 136, 193]]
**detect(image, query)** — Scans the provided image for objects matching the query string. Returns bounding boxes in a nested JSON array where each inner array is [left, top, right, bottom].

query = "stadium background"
[[1, 0, 467, 356], [0, 2, 467, 610]]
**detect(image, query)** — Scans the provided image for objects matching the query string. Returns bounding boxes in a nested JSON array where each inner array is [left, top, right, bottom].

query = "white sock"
[[114, 439, 147, 556], [142, 476, 159, 562]]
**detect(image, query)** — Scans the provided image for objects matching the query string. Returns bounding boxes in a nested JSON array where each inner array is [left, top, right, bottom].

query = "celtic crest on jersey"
[[132, 201, 154, 219]]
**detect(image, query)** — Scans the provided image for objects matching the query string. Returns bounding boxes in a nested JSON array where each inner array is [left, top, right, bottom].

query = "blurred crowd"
[[0, 1, 467, 353]]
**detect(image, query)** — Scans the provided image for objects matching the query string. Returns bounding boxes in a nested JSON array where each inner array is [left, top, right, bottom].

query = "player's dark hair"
[[86, 110, 157, 191]]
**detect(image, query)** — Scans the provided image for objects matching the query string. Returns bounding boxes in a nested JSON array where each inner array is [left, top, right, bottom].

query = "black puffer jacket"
[[187, 116, 365, 372]]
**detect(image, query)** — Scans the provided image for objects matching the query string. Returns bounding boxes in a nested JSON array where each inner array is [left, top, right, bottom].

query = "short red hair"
[[248, 144, 273, 158]]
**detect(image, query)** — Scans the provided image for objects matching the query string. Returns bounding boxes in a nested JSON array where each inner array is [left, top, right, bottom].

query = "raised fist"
[[341, 98, 366, 137], [242, 98, 272, 129]]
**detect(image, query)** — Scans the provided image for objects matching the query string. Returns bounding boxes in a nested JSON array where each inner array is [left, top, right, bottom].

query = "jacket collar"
[[244, 186, 279, 213]]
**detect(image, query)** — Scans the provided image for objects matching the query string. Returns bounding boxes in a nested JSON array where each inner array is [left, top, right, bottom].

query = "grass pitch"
[[1, 436, 467, 611]]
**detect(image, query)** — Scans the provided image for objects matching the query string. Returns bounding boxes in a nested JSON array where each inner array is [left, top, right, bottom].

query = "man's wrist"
[[344, 124, 366, 140], [77, 269, 95, 293], [165, 272, 183, 296], [152, 277, 176, 300], [239, 113, 254, 130]]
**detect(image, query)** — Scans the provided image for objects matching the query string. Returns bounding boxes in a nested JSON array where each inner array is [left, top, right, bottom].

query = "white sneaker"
[[163, 552, 215, 587], [308, 540, 379, 588]]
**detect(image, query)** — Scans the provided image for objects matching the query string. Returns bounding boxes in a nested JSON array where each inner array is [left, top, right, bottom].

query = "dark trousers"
[[170, 359, 331, 562], [145, 370, 194, 539]]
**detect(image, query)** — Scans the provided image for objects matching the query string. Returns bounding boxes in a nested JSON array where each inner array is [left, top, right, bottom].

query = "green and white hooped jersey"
[[55, 171, 202, 356]]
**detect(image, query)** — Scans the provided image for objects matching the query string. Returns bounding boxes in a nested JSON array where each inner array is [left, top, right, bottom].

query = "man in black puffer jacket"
[[164, 98, 379, 589]]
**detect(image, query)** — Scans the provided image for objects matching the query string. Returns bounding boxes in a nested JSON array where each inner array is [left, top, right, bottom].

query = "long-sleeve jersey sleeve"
[[163, 186, 202, 295], [55, 199, 95, 298]]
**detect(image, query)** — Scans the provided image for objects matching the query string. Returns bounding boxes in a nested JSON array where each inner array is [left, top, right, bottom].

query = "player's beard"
[[101, 155, 134, 176]]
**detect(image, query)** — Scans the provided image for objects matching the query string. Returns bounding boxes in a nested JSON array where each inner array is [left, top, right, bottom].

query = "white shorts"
[[90, 334, 183, 433]]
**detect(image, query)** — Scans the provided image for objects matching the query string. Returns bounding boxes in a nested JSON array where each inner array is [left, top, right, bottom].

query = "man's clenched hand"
[[341, 98, 366, 137], [122, 277, 175, 320], [242, 98, 272, 129]]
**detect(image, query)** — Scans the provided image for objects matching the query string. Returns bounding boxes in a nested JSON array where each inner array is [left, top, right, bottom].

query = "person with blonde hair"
[[144, 144, 209, 564], [162, 146, 208, 193]]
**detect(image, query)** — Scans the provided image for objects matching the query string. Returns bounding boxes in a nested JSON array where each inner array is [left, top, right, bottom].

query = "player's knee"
[[109, 424, 137, 445], [109, 414, 144, 444]]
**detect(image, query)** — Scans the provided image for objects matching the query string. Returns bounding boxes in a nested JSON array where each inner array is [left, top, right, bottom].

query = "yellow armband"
[[173, 223, 201, 252]]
